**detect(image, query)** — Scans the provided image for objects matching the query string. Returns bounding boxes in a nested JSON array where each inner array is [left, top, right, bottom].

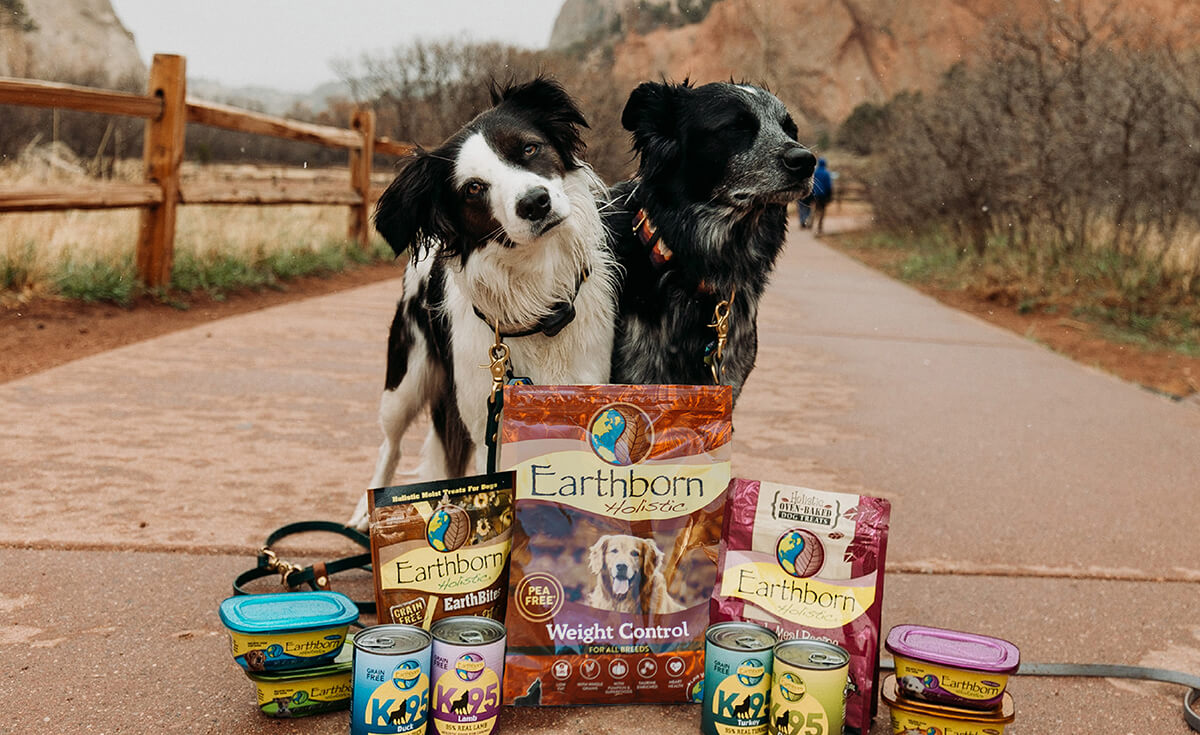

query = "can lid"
[[355, 624, 432, 654], [775, 639, 850, 669], [882, 675, 1015, 724], [885, 624, 1020, 674], [431, 616, 506, 645], [218, 592, 358, 634], [706, 622, 778, 652]]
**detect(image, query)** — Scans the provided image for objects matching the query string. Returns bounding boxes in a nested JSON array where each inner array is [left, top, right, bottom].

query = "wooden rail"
[[0, 53, 416, 287]]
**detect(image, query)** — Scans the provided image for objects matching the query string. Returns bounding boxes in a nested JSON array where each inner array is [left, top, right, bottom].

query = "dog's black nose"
[[516, 186, 552, 221], [783, 146, 817, 178], [615, 563, 628, 577]]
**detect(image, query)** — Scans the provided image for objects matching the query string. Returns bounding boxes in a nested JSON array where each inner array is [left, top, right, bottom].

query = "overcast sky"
[[109, 0, 566, 92]]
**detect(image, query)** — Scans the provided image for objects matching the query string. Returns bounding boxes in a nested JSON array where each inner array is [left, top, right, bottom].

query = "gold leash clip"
[[260, 546, 300, 588], [708, 288, 736, 384], [483, 321, 510, 403]]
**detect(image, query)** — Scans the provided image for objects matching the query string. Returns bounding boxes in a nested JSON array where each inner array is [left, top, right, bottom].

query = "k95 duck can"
[[703, 622, 778, 735], [430, 616, 506, 735], [768, 640, 849, 735], [352, 624, 432, 735]]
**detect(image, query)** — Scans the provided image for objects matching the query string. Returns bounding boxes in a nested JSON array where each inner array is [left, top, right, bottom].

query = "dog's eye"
[[464, 181, 487, 198], [523, 143, 540, 157], [631, 551, 640, 558]]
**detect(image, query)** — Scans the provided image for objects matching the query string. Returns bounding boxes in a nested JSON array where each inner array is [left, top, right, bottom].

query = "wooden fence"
[[0, 53, 414, 287]]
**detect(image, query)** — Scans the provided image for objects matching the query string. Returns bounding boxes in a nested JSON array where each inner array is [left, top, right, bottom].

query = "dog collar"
[[473, 267, 590, 339], [633, 207, 716, 295]]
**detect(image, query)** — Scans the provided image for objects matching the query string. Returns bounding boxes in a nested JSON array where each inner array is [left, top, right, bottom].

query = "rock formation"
[[0, 0, 145, 87], [553, 0, 1200, 126]]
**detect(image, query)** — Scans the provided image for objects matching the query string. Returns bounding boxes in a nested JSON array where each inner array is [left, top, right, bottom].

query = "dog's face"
[[622, 81, 815, 209], [588, 534, 663, 602], [374, 77, 589, 261]]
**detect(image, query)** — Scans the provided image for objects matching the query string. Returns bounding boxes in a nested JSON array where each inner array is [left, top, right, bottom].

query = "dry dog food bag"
[[369, 473, 514, 628], [500, 384, 733, 705], [710, 479, 891, 733]]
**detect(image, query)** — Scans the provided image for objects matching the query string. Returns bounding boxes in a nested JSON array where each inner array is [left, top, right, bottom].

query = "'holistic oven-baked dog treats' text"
[[500, 384, 732, 705]]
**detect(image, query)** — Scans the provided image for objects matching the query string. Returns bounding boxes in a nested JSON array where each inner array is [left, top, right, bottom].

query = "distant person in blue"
[[810, 158, 834, 235]]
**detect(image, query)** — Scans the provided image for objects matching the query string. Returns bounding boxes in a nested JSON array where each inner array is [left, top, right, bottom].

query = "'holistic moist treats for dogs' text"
[[369, 473, 515, 629], [499, 384, 733, 706]]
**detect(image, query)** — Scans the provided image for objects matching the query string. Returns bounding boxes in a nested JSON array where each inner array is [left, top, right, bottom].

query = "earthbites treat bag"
[[369, 473, 515, 629], [710, 480, 891, 733], [500, 384, 732, 706]]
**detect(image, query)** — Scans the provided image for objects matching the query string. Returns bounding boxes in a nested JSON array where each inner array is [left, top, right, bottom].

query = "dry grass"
[[1, 149, 390, 302]]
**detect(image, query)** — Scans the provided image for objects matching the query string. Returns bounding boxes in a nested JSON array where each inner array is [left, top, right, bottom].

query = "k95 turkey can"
[[430, 616, 506, 735], [702, 622, 778, 735], [352, 624, 432, 735], [767, 640, 849, 735]]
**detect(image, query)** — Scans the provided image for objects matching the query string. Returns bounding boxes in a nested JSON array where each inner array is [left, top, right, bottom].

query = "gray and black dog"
[[606, 81, 815, 403]]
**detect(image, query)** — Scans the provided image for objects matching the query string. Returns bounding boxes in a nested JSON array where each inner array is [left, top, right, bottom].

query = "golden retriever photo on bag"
[[587, 533, 684, 615]]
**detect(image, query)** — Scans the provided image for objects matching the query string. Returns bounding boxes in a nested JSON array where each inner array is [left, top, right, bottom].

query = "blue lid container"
[[219, 591, 359, 633], [220, 592, 358, 672]]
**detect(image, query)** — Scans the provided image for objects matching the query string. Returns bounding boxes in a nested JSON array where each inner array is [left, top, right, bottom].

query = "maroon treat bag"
[[710, 479, 891, 733]]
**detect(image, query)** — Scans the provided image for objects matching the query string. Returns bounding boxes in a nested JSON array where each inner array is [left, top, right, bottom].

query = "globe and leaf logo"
[[588, 403, 653, 466], [776, 528, 825, 578], [426, 492, 471, 553], [736, 659, 766, 687], [778, 672, 807, 702], [392, 660, 423, 690], [455, 653, 487, 682]]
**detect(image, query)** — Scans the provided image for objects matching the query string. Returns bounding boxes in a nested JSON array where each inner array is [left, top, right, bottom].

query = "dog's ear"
[[496, 76, 588, 167], [374, 149, 457, 260], [621, 81, 690, 180], [588, 535, 610, 576], [640, 538, 663, 579]]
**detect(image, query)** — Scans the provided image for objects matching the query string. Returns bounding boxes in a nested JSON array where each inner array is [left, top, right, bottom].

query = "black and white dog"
[[606, 81, 815, 403], [349, 78, 616, 530]]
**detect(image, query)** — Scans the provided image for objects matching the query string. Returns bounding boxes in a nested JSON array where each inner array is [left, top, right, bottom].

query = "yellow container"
[[882, 675, 1015, 735]]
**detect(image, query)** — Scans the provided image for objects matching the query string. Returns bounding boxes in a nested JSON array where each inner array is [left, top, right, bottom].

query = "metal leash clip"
[[708, 289, 736, 384], [484, 321, 510, 404], [259, 546, 300, 588]]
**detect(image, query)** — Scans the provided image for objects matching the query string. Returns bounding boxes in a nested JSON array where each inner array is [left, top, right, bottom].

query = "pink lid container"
[[885, 624, 1019, 709]]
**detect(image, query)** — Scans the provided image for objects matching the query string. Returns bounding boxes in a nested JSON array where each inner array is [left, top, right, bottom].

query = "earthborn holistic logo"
[[776, 529, 825, 578], [771, 486, 839, 527], [426, 492, 471, 552], [588, 403, 654, 466], [708, 657, 769, 733]]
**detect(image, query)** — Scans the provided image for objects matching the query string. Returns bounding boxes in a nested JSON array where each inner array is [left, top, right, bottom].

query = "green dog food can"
[[702, 621, 778, 735], [768, 640, 849, 735]]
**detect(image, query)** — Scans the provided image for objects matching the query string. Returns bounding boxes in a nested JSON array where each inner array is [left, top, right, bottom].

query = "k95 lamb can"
[[352, 624, 432, 735], [430, 616, 506, 735], [768, 640, 849, 735], [702, 621, 778, 735]]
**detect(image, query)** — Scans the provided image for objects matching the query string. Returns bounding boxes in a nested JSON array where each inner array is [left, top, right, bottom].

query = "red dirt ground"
[[3, 250, 1197, 399]]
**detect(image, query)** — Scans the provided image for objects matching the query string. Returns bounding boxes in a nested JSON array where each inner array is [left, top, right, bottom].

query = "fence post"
[[349, 108, 376, 247], [136, 54, 186, 288]]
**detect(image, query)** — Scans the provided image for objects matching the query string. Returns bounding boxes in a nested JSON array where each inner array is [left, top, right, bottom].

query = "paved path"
[[2, 218, 1198, 734]]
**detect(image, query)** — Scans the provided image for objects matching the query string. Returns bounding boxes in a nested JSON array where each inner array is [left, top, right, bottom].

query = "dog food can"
[[768, 640, 849, 735], [885, 624, 1020, 709], [247, 640, 353, 718], [352, 624, 432, 735], [882, 674, 1016, 734], [219, 591, 358, 672], [702, 622, 778, 735], [430, 616, 506, 735]]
